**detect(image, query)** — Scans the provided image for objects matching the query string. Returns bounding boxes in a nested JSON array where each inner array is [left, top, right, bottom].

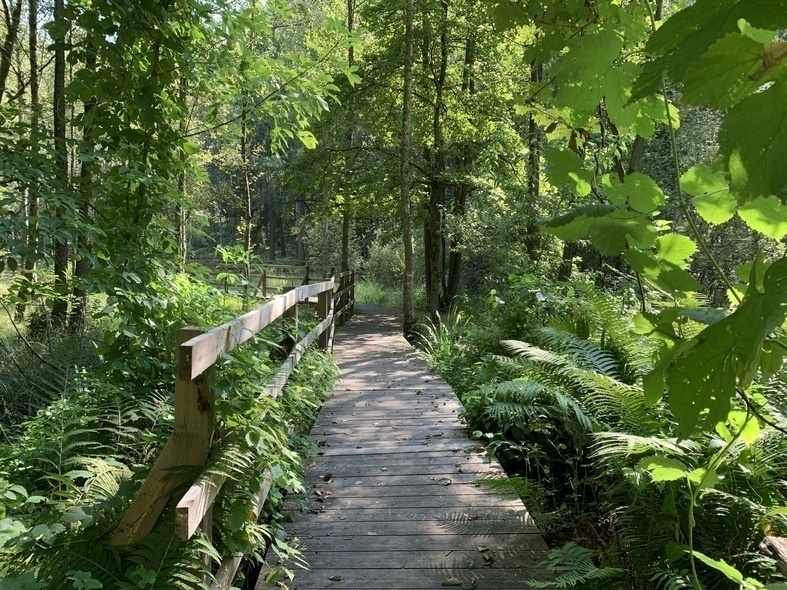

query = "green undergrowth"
[[0, 273, 339, 589], [417, 278, 787, 590]]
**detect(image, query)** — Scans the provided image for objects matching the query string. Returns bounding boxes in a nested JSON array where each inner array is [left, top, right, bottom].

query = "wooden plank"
[[283, 533, 546, 553], [283, 519, 536, 537], [181, 280, 332, 380], [176, 471, 227, 541], [259, 304, 550, 589], [258, 566, 547, 589], [270, 549, 548, 570], [281, 506, 532, 524], [212, 553, 243, 590]]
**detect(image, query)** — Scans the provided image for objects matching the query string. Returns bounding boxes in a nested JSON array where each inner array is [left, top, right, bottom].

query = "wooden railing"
[[193, 261, 336, 299], [110, 269, 354, 589]]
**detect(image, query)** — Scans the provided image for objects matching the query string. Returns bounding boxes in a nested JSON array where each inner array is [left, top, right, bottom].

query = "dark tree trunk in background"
[[0, 0, 23, 102], [240, 96, 252, 278], [268, 205, 276, 261], [69, 41, 97, 331], [17, 0, 40, 319], [400, 0, 415, 336], [445, 30, 475, 304], [341, 0, 354, 272], [557, 241, 578, 283], [525, 62, 543, 263], [51, 0, 69, 327], [296, 197, 305, 265]]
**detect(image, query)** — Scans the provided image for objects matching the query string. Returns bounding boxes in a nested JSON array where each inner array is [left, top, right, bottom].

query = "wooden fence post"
[[111, 326, 214, 545], [350, 270, 355, 316], [262, 268, 267, 298], [317, 282, 333, 350]]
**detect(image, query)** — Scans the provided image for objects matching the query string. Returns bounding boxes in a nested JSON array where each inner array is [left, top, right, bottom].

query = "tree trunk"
[[16, 0, 39, 319], [424, 0, 448, 316], [0, 0, 23, 102], [240, 95, 252, 278], [295, 197, 305, 264], [51, 0, 69, 327], [525, 62, 543, 263], [267, 204, 276, 261], [341, 0, 354, 272], [69, 40, 97, 332], [177, 76, 188, 268], [557, 241, 578, 283], [400, 0, 415, 336]]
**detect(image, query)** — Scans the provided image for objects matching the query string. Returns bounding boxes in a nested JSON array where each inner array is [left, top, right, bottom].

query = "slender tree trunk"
[[400, 0, 415, 336], [445, 31, 475, 304], [177, 75, 188, 268], [240, 95, 252, 278], [424, 0, 449, 315], [51, 0, 69, 327], [557, 241, 578, 283], [295, 197, 305, 264], [267, 204, 276, 261], [16, 0, 39, 319], [525, 62, 543, 263], [341, 0, 354, 272], [0, 0, 23, 102], [69, 40, 97, 331]]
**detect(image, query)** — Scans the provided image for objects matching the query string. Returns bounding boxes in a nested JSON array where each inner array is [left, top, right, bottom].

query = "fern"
[[527, 541, 625, 589]]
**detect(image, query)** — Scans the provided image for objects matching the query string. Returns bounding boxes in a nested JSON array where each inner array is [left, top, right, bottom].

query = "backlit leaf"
[[544, 147, 593, 196], [720, 80, 787, 201], [738, 196, 787, 240], [662, 258, 787, 437], [681, 33, 763, 109], [638, 456, 688, 482]]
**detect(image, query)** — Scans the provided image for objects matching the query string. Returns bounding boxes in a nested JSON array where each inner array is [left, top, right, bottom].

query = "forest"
[[1, 0, 787, 588]]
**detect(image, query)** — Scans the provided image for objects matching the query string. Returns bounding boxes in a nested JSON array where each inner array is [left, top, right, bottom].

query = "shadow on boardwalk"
[[259, 304, 551, 589]]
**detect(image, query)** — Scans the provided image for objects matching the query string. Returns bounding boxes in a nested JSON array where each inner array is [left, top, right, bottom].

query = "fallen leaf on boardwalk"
[[329, 574, 343, 581], [442, 479, 452, 486], [477, 545, 489, 553], [482, 553, 495, 566], [317, 440, 329, 447], [321, 473, 333, 481], [442, 578, 462, 587]]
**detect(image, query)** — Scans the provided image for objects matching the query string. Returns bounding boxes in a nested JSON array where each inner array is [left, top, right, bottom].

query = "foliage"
[[0, 275, 339, 587]]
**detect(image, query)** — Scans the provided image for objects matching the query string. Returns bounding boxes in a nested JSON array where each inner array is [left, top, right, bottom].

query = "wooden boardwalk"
[[259, 304, 550, 589]]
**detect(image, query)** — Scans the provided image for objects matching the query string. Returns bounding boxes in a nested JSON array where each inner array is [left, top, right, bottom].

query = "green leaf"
[[544, 147, 593, 196], [181, 139, 200, 155], [691, 550, 744, 583], [656, 234, 697, 266], [738, 196, 787, 240], [542, 205, 617, 241], [681, 33, 763, 109], [297, 130, 318, 150], [589, 211, 657, 255], [663, 258, 787, 437], [687, 467, 720, 489], [604, 172, 665, 213], [632, 0, 787, 99], [682, 166, 736, 225], [720, 80, 787, 200], [551, 27, 624, 116], [544, 206, 656, 255], [638, 456, 688, 482]]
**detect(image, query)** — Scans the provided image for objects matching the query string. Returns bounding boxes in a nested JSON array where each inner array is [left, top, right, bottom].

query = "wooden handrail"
[[111, 269, 354, 589]]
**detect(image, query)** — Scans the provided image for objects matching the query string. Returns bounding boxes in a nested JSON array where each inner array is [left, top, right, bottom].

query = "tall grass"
[[354, 281, 402, 308]]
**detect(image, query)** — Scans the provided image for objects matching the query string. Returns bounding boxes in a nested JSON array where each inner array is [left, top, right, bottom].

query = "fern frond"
[[591, 432, 699, 459]]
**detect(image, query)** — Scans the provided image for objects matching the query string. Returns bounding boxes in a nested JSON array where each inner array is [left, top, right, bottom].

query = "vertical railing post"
[[262, 268, 267, 298], [111, 326, 212, 545], [303, 265, 310, 286], [350, 270, 355, 316], [318, 280, 334, 350]]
